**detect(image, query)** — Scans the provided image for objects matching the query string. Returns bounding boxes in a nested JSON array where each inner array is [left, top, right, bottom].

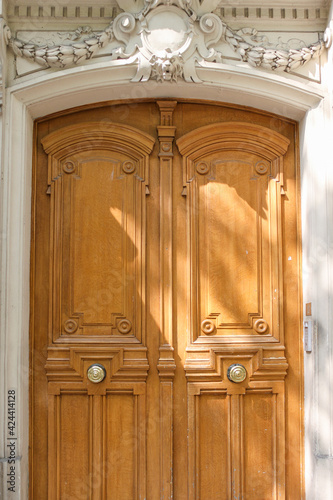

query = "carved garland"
[[4, 0, 328, 81]]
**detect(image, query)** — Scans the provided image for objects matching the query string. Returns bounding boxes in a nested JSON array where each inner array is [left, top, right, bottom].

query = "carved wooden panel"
[[49, 393, 90, 499], [31, 102, 302, 500], [46, 345, 147, 500], [186, 348, 287, 500], [191, 391, 229, 499], [48, 390, 146, 500], [243, 392, 281, 498], [177, 123, 290, 344], [187, 389, 285, 500], [42, 123, 155, 343]]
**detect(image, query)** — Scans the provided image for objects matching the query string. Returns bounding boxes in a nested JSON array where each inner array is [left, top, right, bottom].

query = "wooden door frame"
[[0, 70, 322, 499]]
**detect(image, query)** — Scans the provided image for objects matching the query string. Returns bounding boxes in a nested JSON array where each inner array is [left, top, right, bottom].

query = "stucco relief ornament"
[[3, 0, 328, 82], [150, 51, 184, 82]]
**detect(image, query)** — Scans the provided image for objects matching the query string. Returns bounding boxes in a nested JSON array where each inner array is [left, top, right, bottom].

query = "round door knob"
[[227, 364, 247, 383], [87, 364, 106, 383]]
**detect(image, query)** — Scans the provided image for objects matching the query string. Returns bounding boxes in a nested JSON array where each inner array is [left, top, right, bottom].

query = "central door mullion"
[[156, 100, 177, 500]]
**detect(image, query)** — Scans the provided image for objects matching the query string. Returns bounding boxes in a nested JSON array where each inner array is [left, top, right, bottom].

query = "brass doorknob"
[[87, 364, 106, 383], [227, 364, 247, 383]]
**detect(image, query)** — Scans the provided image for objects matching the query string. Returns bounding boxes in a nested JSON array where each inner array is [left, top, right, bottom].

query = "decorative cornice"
[[4, 0, 327, 82], [6, 3, 329, 24]]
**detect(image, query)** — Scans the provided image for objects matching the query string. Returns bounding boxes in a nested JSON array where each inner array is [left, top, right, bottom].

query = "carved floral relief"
[[4, 0, 328, 82]]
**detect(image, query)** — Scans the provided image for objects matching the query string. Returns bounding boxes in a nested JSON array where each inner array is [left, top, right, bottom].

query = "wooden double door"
[[31, 100, 303, 499]]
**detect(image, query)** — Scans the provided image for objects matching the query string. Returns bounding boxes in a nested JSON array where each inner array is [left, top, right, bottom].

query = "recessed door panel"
[[197, 392, 229, 499], [58, 394, 90, 500], [177, 123, 289, 344], [42, 123, 154, 344], [243, 392, 280, 499], [52, 153, 145, 341]]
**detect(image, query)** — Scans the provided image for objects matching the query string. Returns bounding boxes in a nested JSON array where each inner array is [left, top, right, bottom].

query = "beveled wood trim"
[[35, 98, 299, 126], [176, 121, 290, 160], [41, 121, 156, 156]]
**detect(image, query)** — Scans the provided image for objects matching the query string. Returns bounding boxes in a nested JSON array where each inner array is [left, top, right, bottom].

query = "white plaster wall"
[[0, 95, 33, 500], [302, 5, 333, 498]]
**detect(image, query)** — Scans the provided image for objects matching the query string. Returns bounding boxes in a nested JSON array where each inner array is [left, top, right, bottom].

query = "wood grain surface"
[[30, 100, 303, 499]]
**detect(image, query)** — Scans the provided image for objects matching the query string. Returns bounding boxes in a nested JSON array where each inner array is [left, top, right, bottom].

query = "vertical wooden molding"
[[276, 390, 286, 499], [89, 395, 93, 496], [157, 100, 177, 350], [230, 395, 244, 500], [156, 101, 177, 500], [227, 395, 232, 500], [92, 396, 103, 499], [102, 395, 107, 500], [47, 394, 58, 500], [137, 392, 147, 500], [159, 380, 174, 499], [187, 387, 197, 500]]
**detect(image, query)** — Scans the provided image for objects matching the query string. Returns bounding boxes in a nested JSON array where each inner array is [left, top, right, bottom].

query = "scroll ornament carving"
[[4, 0, 327, 82]]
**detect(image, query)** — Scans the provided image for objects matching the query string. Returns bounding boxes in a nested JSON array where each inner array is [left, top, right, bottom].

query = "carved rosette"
[[110, 313, 134, 335], [196, 161, 210, 175], [62, 160, 77, 174], [253, 319, 268, 334], [122, 160, 136, 174], [64, 319, 78, 334], [255, 160, 269, 175], [117, 318, 132, 334], [160, 142, 172, 154], [201, 319, 216, 335]]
